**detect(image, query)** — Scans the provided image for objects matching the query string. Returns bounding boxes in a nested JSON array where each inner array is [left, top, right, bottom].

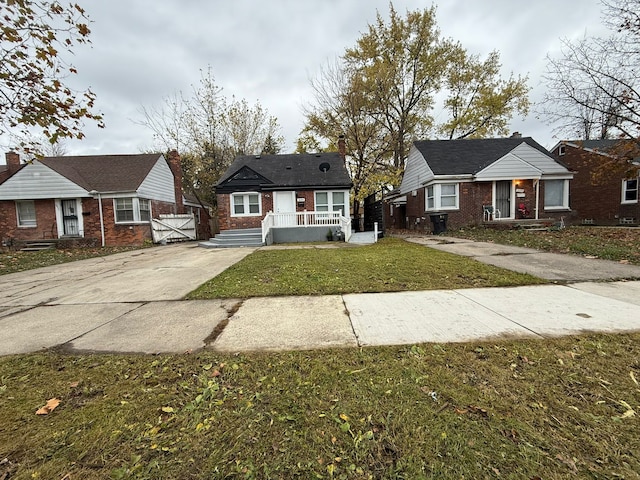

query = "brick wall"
[[0, 199, 59, 241], [1, 197, 185, 246], [216, 193, 265, 230], [555, 145, 638, 225], [217, 190, 319, 231]]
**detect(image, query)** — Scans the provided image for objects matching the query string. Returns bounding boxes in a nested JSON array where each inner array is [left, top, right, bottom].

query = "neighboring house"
[[214, 141, 353, 245], [0, 150, 210, 247], [550, 139, 640, 225], [397, 136, 574, 232], [0, 153, 24, 184]]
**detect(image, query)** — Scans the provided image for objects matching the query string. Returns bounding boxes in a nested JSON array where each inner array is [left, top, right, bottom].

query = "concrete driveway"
[[0, 243, 254, 354], [2, 238, 640, 356], [404, 235, 640, 282]]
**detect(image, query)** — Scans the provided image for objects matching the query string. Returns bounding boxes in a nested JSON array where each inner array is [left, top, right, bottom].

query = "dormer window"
[[558, 145, 566, 156]]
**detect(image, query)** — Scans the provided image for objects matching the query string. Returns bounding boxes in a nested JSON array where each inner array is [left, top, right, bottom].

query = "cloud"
[[4, 0, 609, 157]]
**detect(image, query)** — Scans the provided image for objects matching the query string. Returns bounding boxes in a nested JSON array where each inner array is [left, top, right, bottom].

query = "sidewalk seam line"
[[454, 290, 547, 339]]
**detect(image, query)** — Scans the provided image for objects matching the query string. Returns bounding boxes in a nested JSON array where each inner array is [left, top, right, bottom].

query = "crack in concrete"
[[203, 300, 243, 346], [55, 302, 149, 353]]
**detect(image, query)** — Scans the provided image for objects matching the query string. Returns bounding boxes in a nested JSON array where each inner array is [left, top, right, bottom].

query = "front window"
[[231, 193, 261, 216], [315, 191, 348, 215], [544, 180, 569, 209], [114, 198, 152, 223], [622, 178, 638, 203], [426, 186, 435, 209], [424, 183, 459, 211], [139, 199, 151, 221], [16, 200, 36, 227]]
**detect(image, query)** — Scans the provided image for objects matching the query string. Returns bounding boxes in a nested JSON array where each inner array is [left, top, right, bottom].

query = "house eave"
[[421, 174, 473, 185], [262, 184, 353, 191]]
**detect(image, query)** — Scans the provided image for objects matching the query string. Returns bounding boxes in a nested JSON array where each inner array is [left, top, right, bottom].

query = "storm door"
[[61, 199, 79, 236], [495, 181, 512, 219]]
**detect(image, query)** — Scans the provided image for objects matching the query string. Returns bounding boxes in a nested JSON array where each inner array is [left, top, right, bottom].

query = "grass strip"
[[450, 226, 640, 265], [187, 238, 545, 299], [1, 334, 639, 478], [0, 246, 149, 276]]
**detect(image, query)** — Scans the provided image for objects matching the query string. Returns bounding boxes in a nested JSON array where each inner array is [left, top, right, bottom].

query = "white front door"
[[273, 191, 296, 226]]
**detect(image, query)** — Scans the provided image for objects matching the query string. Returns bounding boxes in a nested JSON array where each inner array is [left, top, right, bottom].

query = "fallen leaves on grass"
[[36, 398, 60, 415]]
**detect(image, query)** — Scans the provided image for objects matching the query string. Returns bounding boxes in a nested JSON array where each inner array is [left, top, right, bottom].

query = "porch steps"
[[199, 228, 264, 248], [20, 241, 57, 252], [518, 222, 553, 231]]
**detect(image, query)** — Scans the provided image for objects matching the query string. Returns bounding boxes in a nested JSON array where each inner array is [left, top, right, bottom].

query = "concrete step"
[[20, 242, 57, 252], [199, 228, 263, 248]]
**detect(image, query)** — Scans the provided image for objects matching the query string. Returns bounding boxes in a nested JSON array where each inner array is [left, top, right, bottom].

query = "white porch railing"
[[261, 210, 352, 243]]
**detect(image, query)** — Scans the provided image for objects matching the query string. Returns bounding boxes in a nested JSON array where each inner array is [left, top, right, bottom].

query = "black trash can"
[[429, 213, 448, 234]]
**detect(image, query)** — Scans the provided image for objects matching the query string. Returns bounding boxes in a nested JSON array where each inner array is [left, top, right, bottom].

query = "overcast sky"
[[6, 0, 611, 159]]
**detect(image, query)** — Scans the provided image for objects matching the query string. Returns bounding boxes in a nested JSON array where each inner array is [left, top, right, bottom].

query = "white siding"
[[510, 143, 571, 174], [475, 153, 542, 180], [399, 145, 434, 195], [137, 156, 176, 203], [0, 161, 88, 200]]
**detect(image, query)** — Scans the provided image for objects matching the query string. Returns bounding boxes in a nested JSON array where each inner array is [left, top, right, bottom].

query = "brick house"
[[0, 151, 210, 247], [550, 140, 640, 225], [396, 136, 574, 233], [212, 141, 352, 246]]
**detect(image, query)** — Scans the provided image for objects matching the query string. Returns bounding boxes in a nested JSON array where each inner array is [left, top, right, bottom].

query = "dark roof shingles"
[[414, 137, 552, 175], [217, 152, 352, 189], [40, 154, 161, 192]]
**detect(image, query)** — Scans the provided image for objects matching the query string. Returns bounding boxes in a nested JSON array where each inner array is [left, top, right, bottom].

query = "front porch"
[[200, 210, 362, 248], [261, 210, 353, 245]]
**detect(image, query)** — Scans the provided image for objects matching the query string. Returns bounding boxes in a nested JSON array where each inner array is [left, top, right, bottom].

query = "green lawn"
[[1, 334, 639, 479], [187, 238, 545, 299]]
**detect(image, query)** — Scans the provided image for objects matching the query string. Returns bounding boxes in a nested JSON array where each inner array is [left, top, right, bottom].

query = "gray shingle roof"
[[564, 139, 626, 152], [413, 137, 553, 175], [216, 152, 352, 192], [40, 154, 162, 192]]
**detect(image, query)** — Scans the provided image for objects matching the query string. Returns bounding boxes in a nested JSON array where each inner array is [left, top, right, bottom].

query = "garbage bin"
[[429, 213, 448, 234]]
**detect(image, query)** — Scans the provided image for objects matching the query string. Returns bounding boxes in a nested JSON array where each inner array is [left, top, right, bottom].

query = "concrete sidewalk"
[[1, 237, 640, 356]]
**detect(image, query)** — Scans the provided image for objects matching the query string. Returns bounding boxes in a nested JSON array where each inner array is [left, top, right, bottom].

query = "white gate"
[[151, 214, 196, 243]]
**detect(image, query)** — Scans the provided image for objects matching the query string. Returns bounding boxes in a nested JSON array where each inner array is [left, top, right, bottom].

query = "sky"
[[3, 0, 610, 159]]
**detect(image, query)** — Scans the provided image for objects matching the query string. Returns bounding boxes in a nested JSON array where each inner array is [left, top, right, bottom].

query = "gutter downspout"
[[90, 190, 106, 247], [534, 180, 540, 220]]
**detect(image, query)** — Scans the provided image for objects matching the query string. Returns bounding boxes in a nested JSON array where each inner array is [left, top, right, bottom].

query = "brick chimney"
[[166, 150, 184, 213], [338, 135, 346, 160], [5, 151, 21, 175]]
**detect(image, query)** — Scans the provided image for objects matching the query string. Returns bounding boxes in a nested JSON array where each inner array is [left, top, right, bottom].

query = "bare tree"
[[138, 67, 284, 206], [540, 0, 640, 142]]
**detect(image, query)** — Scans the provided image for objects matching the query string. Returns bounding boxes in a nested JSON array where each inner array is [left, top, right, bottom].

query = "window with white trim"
[[114, 198, 152, 223], [231, 193, 261, 216], [426, 186, 435, 209], [16, 200, 36, 227], [622, 178, 638, 203], [544, 180, 569, 209], [315, 191, 347, 215], [424, 183, 459, 211]]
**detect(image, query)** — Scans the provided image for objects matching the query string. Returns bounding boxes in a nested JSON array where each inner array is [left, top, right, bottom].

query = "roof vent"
[[285, 166, 292, 170], [255, 155, 261, 159], [315, 153, 321, 157], [319, 162, 331, 173]]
